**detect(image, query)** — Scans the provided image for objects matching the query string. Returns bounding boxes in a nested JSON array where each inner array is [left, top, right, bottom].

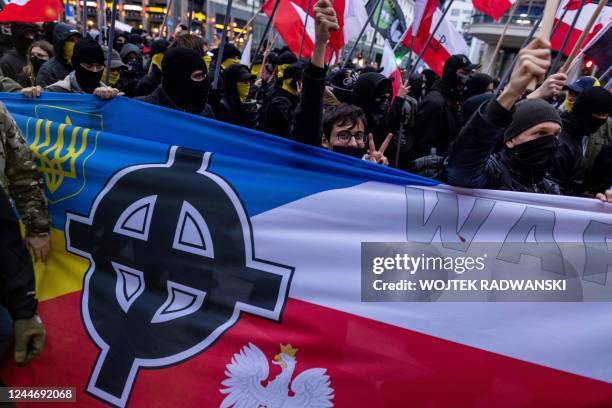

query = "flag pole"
[[105, 0, 119, 85], [404, 35, 414, 71], [408, 0, 455, 76], [559, 0, 607, 73], [366, 0, 384, 64], [525, 0, 560, 90], [160, 0, 174, 39], [484, 0, 519, 75], [253, 0, 281, 60], [548, 0, 585, 75], [342, 0, 383, 69], [494, 15, 542, 94], [82, 0, 88, 35], [298, 0, 313, 58], [212, 0, 235, 89], [188, 0, 194, 32]]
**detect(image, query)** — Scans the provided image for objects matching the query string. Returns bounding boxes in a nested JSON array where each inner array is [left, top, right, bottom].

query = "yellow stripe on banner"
[[28, 227, 89, 302]]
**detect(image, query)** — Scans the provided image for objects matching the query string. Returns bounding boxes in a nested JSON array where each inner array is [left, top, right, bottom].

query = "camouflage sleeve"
[[1, 103, 50, 234]]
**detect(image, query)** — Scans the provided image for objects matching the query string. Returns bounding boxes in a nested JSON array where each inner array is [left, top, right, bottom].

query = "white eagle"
[[220, 343, 334, 408]]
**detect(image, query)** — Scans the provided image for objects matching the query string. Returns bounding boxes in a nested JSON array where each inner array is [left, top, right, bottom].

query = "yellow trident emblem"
[[29, 115, 90, 194]]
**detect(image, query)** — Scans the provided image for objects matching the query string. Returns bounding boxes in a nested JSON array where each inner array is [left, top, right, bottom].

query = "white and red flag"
[[411, 0, 439, 40], [0, 0, 63, 22], [262, 0, 369, 60], [473, 0, 516, 21], [402, 7, 469, 76], [551, 0, 612, 56], [380, 40, 402, 99]]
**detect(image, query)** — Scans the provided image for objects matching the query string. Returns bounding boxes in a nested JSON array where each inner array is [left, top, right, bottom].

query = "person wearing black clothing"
[[290, 0, 391, 165], [0, 23, 37, 82], [549, 87, 612, 196], [35, 23, 81, 87], [0, 188, 45, 366], [133, 39, 168, 97], [215, 64, 257, 128], [136, 47, 214, 118], [113, 33, 128, 53], [445, 38, 565, 194], [259, 62, 302, 138], [411, 54, 479, 159], [464, 72, 494, 99]]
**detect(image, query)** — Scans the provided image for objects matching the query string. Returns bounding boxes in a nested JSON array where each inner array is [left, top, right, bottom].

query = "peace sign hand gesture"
[[365, 133, 393, 166]]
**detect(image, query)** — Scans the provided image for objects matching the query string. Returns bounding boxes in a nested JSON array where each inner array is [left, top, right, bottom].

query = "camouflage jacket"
[[0, 102, 50, 234]]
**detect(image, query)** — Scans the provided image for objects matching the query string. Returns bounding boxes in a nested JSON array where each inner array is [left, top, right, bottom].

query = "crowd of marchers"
[[0, 0, 611, 369]]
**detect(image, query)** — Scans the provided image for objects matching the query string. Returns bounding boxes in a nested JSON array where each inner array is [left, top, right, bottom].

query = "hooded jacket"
[[118, 43, 144, 96], [0, 187, 37, 321], [445, 99, 560, 194], [352, 72, 405, 165], [0, 23, 37, 81], [214, 64, 256, 128], [35, 24, 81, 87], [136, 85, 215, 119], [411, 78, 461, 159]]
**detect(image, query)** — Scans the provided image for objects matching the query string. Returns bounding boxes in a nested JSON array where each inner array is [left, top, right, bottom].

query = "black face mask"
[[506, 135, 559, 176], [30, 56, 46, 75], [581, 116, 607, 135], [331, 145, 367, 159], [163, 77, 210, 114], [75, 65, 103, 93], [113, 41, 125, 53]]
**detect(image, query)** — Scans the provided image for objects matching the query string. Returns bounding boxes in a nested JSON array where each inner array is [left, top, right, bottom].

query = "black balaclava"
[[11, 23, 37, 58], [569, 87, 612, 136], [408, 72, 423, 101], [441, 54, 477, 98], [161, 47, 210, 114], [503, 99, 563, 183], [113, 33, 128, 53], [352, 72, 392, 131], [72, 38, 105, 93], [464, 73, 493, 99]]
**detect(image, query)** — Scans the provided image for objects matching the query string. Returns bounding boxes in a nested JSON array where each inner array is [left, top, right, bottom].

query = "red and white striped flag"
[[0, 0, 63, 22], [380, 40, 402, 99], [473, 0, 516, 21], [551, 0, 612, 56], [402, 7, 469, 76], [411, 0, 439, 40], [262, 0, 369, 60]]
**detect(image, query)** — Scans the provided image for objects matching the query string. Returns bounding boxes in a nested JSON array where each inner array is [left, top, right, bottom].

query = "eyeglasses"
[[80, 62, 105, 72], [336, 130, 366, 143]]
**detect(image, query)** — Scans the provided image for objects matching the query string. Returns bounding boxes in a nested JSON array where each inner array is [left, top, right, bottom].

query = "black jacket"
[[411, 79, 461, 159], [0, 188, 37, 320], [0, 50, 25, 82], [259, 85, 299, 138], [291, 62, 326, 146], [135, 85, 215, 119], [133, 65, 162, 97], [214, 64, 257, 128], [445, 100, 560, 194], [35, 24, 80, 87], [549, 115, 586, 196]]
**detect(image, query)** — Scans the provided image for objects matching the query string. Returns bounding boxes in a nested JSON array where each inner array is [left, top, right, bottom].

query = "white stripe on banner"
[[252, 181, 612, 383]]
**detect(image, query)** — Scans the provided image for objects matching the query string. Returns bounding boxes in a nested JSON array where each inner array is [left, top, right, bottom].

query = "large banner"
[[0, 93, 612, 407], [366, 0, 408, 48]]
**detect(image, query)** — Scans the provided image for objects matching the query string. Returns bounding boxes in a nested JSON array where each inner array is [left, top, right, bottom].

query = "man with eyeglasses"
[[291, 0, 392, 165], [21, 38, 122, 100]]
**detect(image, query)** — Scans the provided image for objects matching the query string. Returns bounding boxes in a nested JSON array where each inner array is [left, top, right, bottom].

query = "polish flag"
[[262, 0, 369, 60], [473, 0, 516, 21], [0, 0, 63, 22], [411, 0, 439, 40], [551, 1, 612, 56], [402, 7, 469, 76], [565, 0, 591, 10], [380, 40, 402, 100]]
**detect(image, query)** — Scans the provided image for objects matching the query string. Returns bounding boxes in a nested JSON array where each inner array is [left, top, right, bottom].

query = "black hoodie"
[[214, 64, 256, 128], [0, 23, 37, 81], [35, 23, 81, 87]]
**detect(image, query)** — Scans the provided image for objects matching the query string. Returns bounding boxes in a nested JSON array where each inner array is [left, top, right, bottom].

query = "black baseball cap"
[[444, 54, 480, 72]]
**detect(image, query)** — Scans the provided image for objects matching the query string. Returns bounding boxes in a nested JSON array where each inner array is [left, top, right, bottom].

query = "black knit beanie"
[[504, 99, 562, 142], [72, 38, 105, 67]]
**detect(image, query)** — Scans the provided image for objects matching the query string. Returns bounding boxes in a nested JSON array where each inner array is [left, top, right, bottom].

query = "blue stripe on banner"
[[1, 93, 438, 228]]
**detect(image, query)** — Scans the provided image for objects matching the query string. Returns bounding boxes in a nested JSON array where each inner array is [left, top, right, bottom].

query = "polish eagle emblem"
[[220, 343, 334, 408]]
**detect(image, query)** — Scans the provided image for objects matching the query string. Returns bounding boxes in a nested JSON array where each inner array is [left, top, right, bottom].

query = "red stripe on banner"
[[551, 19, 606, 56], [2, 291, 612, 407], [473, 0, 513, 21], [0, 0, 63, 22]]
